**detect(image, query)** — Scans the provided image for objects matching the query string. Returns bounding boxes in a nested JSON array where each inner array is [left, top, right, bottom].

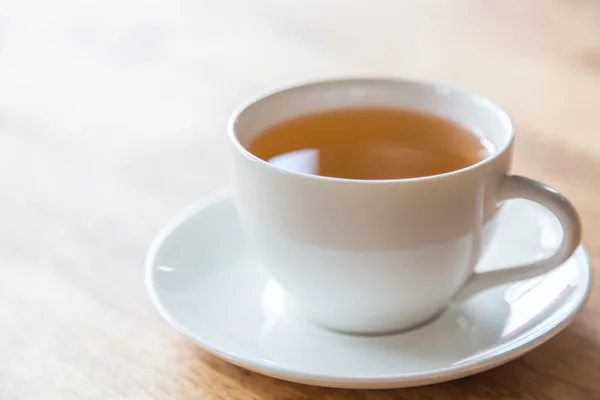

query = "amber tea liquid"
[[247, 108, 488, 180]]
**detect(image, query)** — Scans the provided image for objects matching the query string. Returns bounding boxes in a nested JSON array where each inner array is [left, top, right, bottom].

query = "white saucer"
[[146, 192, 592, 389]]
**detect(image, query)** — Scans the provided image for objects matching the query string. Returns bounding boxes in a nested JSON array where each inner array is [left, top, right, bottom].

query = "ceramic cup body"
[[228, 78, 580, 334]]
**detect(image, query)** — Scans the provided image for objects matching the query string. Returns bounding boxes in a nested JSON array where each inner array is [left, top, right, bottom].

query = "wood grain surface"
[[1, 0, 599, 398]]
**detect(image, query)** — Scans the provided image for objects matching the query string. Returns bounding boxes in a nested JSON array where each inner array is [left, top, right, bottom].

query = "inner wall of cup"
[[233, 79, 513, 155]]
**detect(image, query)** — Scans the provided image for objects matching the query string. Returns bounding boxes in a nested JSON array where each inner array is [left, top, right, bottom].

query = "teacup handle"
[[456, 175, 582, 300]]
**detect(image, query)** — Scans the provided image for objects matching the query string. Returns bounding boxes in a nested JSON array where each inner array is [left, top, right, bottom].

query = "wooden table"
[[1, 0, 599, 398]]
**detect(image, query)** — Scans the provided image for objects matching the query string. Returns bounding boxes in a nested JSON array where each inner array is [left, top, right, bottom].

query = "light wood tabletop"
[[1, 0, 599, 398]]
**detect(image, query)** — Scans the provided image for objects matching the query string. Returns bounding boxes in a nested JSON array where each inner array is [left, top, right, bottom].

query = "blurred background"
[[1, 0, 600, 398]]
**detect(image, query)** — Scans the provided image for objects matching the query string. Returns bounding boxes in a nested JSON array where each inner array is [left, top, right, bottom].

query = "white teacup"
[[228, 78, 581, 334]]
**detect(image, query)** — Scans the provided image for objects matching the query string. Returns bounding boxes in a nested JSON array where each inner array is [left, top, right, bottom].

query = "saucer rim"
[[146, 191, 593, 388]]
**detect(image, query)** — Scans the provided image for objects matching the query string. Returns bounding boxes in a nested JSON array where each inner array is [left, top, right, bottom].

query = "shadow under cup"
[[228, 78, 516, 334]]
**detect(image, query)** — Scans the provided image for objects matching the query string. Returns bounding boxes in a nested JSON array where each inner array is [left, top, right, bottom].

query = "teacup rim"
[[228, 77, 515, 184]]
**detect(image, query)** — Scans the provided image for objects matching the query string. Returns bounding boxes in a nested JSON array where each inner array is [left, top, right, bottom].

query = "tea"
[[247, 107, 488, 180]]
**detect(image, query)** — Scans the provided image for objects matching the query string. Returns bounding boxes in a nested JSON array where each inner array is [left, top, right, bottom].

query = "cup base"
[[302, 306, 449, 336]]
